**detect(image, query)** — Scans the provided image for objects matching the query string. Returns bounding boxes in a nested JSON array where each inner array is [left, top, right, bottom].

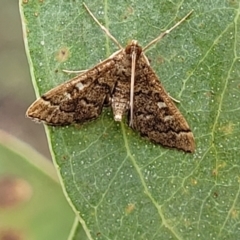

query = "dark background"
[[0, 0, 50, 158]]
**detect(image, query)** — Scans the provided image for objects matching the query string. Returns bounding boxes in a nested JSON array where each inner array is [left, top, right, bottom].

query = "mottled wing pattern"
[[26, 51, 124, 126], [131, 55, 195, 152]]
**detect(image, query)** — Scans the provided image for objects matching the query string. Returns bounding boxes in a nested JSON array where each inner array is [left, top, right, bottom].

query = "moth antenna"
[[143, 10, 193, 52], [83, 3, 123, 49]]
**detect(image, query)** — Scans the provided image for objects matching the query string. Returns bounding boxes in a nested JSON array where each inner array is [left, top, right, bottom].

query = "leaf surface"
[[20, 0, 240, 239]]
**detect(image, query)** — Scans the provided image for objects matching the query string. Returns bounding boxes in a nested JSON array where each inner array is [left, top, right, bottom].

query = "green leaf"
[[20, 0, 240, 239], [0, 130, 74, 240]]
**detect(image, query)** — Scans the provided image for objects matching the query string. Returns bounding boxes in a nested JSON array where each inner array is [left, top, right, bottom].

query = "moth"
[[27, 4, 195, 153]]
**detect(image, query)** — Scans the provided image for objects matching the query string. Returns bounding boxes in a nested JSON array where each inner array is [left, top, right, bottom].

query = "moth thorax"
[[125, 40, 142, 59]]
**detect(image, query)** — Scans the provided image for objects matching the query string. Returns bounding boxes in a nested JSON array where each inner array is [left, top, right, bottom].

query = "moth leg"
[[62, 69, 87, 74], [168, 94, 180, 103]]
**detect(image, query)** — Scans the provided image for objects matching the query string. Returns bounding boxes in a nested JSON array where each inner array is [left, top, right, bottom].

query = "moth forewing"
[[131, 53, 195, 153], [26, 4, 195, 152]]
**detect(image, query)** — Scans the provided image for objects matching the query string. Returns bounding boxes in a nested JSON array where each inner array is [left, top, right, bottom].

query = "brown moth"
[[27, 4, 195, 153]]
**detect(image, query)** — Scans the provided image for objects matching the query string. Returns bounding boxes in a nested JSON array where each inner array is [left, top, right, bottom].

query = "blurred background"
[[0, 0, 50, 159]]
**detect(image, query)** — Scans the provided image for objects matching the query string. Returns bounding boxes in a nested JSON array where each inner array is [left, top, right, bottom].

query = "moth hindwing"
[[26, 4, 195, 153]]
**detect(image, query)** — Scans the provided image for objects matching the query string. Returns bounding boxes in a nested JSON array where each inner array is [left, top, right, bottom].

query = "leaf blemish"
[[56, 47, 70, 62]]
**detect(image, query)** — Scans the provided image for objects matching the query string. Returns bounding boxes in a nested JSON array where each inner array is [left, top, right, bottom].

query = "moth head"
[[125, 40, 142, 59]]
